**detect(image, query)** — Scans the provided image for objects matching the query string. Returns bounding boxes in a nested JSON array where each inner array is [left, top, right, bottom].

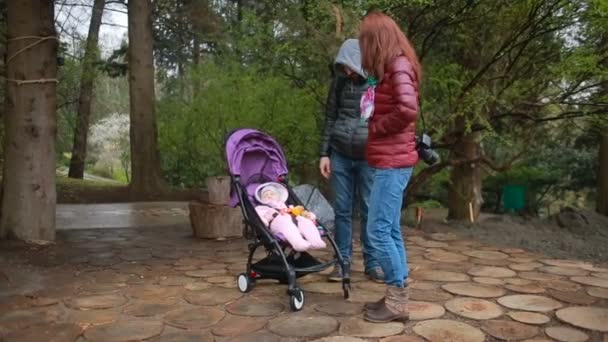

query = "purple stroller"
[[225, 128, 351, 311]]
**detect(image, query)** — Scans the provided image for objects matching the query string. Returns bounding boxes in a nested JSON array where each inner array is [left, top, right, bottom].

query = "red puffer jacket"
[[367, 55, 419, 168]]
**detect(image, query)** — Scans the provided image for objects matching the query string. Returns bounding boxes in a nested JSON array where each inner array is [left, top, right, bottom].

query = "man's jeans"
[[330, 152, 377, 271], [366, 167, 413, 287]]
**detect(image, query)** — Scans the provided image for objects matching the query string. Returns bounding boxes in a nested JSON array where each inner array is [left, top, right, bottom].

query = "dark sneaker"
[[327, 265, 343, 282], [365, 267, 385, 283]]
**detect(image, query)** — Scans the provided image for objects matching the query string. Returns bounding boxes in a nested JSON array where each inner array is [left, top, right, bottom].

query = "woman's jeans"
[[366, 167, 412, 287], [330, 152, 377, 271]]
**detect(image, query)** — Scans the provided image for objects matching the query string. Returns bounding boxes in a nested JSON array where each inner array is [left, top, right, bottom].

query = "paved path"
[[56, 202, 189, 230], [1, 205, 607, 341]]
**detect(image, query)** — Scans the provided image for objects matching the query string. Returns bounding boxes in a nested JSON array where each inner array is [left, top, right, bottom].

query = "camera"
[[416, 133, 440, 165]]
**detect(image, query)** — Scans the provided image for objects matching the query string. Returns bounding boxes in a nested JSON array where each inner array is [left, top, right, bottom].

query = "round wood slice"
[[505, 284, 545, 294], [411, 270, 470, 282], [547, 289, 597, 305], [338, 317, 404, 338], [463, 250, 509, 260], [539, 266, 588, 277], [425, 250, 468, 263], [413, 319, 484, 342], [545, 326, 589, 342], [468, 266, 516, 278], [355, 281, 386, 293], [543, 279, 582, 292], [445, 297, 503, 320], [592, 272, 608, 280], [379, 336, 425, 342], [501, 247, 527, 254], [540, 259, 594, 269], [267, 315, 339, 338], [64, 294, 127, 310], [507, 311, 550, 325], [310, 337, 367, 342], [315, 300, 363, 316], [505, 278, 533, 285], [408, 301, 445, 320], [570, 276, 608, 288], [442, 283, 506, 298], [497, 295, 563, 312], [586, 286, 608, 299], [470, 258, 512, 267], [481, 320, 539, 340], [84, 319, 163, 341], [510, 263, 543, 271], [210, 315, 268, 337], [433, 262, 472, 273], [555, 307, 608, 332], [410, 281, 441, 290], [519, 271, 563, 281], [473, 277, 505, 285], [410, 289, 453, 302], [509, 257, 538, 263], [303, 282, 343, 294], [183, 288, 242, 306]]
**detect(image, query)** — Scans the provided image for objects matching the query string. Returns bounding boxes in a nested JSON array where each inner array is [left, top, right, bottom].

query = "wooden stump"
[[206, 176, 231, 205], [189, 201, 242, 239]]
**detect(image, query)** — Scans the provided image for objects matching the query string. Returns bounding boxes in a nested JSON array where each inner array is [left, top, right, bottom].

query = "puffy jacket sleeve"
[[369, 58, 418, 136], [320, 77, 339, 157]]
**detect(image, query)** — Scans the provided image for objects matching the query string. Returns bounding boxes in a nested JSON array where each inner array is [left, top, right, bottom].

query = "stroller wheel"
[[237, 273, 254, 293], [289, 288, 305, 311]]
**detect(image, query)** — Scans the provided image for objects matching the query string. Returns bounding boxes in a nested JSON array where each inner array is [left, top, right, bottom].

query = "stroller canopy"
[[225, 128, 289, 207]]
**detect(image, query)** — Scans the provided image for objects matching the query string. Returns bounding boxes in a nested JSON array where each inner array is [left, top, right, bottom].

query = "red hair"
[[359, 12, 421, 82]]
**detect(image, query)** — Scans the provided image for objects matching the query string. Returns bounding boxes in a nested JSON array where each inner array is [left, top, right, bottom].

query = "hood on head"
[[255, 182, 288, 204], [334, 38, 366, 78]]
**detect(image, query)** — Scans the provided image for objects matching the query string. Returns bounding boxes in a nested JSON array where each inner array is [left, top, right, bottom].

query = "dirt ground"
[[419, 208, 608, 266]]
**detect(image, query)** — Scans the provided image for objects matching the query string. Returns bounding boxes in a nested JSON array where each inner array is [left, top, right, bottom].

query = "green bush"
[[157, 62, 322, 187]]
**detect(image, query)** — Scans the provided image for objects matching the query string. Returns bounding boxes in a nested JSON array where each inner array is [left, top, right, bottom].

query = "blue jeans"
[[330, 152, 377, 271], [366, 167, 412, 287]]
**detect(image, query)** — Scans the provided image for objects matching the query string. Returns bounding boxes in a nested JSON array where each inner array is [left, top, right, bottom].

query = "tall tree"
[[68, 0, 105, 179], [1, 0, 57, 241], [128, 0, 167, 198], [599, 126, 608, 215]]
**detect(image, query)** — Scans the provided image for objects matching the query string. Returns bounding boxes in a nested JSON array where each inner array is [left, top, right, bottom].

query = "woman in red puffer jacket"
[[358, 11, 421, 323]]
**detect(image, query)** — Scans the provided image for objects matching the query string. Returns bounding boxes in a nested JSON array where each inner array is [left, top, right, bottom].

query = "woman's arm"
[[369, 57, 418, 136]]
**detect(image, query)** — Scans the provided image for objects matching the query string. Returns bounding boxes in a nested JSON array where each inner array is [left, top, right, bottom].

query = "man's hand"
[[319, 157, 331, 179]]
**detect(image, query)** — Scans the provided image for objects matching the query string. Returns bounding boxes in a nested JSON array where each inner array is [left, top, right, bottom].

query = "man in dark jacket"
[[320, 39, 383, 283]]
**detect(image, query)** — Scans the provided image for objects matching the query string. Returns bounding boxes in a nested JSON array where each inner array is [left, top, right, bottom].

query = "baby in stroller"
[[254, 182, 326, 251]]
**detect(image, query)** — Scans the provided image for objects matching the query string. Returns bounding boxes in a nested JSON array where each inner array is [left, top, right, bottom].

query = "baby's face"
[[262, 188, 279, 202]]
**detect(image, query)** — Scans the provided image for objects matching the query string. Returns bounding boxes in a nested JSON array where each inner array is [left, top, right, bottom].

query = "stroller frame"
[[226, 131, 351, 311]]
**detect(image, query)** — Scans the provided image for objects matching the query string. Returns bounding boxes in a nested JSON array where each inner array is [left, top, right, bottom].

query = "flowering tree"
[[89, 113, 131, 182]]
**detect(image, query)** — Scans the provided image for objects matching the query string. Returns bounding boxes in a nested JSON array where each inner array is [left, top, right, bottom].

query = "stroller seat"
[[224, 128, 351, 311]]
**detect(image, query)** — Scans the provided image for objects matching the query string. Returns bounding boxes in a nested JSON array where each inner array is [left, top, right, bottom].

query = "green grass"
[[56, 175, 125, 192]]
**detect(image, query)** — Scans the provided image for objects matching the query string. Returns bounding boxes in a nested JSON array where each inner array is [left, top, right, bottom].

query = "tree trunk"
[[68, 0, 105, 179], [447, 131, 483, 221], [189, 201, 242, 239], [598, 128, 608, 216], [127, 0, 167, 199], [1, 1, 57, 241]]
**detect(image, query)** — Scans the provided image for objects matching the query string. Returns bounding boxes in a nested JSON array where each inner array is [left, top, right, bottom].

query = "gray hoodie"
[[320, 39, 369, 159], [334, 38, 366, 78]]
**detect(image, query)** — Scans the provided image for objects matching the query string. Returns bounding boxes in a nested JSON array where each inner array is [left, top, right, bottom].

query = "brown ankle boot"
[[364, 285, 409, 323], [364, 296, 384, 311]]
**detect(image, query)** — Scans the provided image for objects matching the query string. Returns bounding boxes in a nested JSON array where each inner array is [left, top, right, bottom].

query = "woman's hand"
[[319, 157, 331, 179]]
